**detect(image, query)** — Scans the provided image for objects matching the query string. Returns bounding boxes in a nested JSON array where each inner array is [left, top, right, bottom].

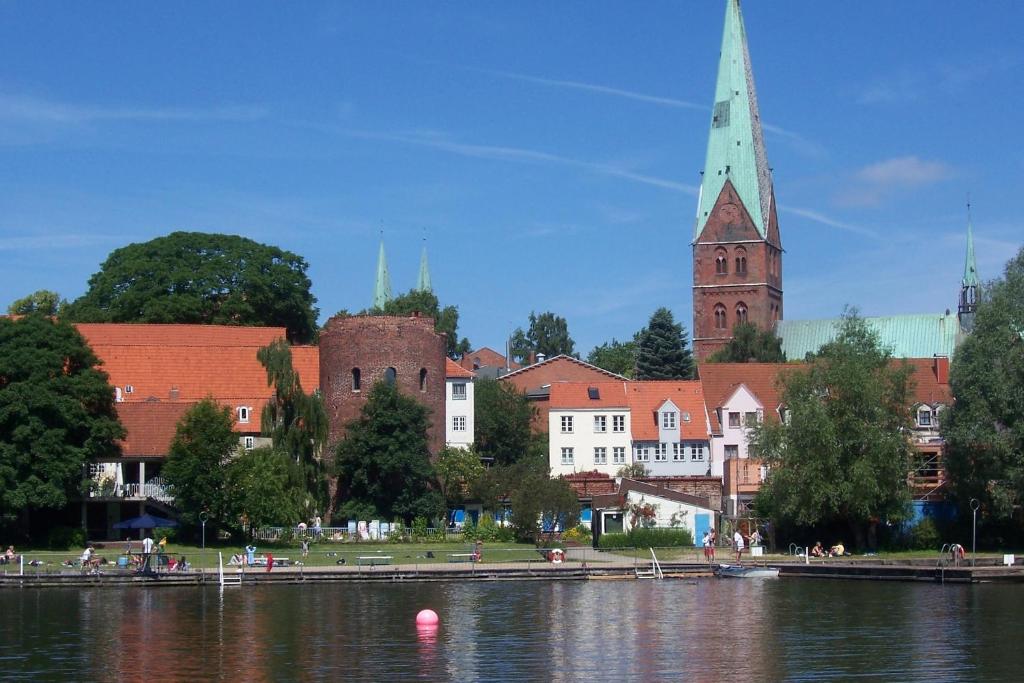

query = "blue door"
[[695, 513, 711, 547]]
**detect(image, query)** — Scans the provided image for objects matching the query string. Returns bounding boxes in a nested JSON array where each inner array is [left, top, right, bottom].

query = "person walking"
[[733, 529, 745, 563]]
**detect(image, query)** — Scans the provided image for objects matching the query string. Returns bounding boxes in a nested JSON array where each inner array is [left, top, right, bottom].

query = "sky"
[[1, 1, 1022, 354]]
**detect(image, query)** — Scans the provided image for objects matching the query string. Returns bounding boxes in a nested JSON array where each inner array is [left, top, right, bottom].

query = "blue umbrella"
[[113, 513, 179, 529]]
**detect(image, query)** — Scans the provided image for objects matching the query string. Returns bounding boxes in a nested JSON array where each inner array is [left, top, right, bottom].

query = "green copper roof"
[[416, 241, 432, 293], [775, 313, 959, 360], [373, 239, 392, 309], [695, 0, 773, 241], [963, 210, 980, 288]]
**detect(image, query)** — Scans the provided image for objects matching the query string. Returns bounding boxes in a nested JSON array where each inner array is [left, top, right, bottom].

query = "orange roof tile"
[[458, 347, 520, 371], [905, 358, 952, 405], [76, 323, 286, 347], [291, 346, 320, 391], [548, 382, 629, 409], [116, 402, 192, 457], [446, 358, 476, 378], [698, 363, 803, 433], [625, 380, 709, 441], [500, 354, 628, 382]]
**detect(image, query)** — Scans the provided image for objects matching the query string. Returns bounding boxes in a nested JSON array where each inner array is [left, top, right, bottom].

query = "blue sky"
[[2, 1, 1021, 354]]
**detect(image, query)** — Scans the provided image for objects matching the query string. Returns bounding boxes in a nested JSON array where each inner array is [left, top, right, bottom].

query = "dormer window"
[[237, 406, 251, 424], [917, 407, 932, 427], [662, 412, 677, 429]]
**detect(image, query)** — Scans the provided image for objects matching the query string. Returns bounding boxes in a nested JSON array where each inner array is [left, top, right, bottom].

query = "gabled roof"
[[116, 402, 192, 457], [593, 478, 713, 512], [905, 358, 952, 406], [775, 313, 959, 360], [75, 323, 285, 347], [500, 354, 629, 382], [698, 362, 803, 433], [624, 380, 708, 441], [446, 358, 475, 379], [549, 382, 629, 410], [458, 347, 520, 372], [695, 0, 773, 241]]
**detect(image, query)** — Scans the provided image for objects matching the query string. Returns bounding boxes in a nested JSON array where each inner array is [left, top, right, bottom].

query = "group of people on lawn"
[[701, 528, 764, 563]]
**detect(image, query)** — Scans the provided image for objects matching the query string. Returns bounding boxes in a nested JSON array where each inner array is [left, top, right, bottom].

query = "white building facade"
[[445, 359, 475, 449]]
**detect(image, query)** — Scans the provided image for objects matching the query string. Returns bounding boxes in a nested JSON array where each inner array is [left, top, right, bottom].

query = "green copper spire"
[[416, 238, 432, 293], [373, 237, 392, 309], [958, 201, 981, 333], [695, 0, 773, 241]]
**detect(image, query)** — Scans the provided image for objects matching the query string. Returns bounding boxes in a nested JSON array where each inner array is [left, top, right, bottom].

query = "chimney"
[[169, 386, 180, 400], [537, 352, 547, 363], [933, 355, 949, 384], [528, 351, 536, 365]]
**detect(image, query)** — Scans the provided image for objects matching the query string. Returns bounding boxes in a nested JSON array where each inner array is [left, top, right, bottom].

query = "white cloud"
[[835, 156, 955, 207], [780, 205, 881, 239], [0, 93, 268, 124]]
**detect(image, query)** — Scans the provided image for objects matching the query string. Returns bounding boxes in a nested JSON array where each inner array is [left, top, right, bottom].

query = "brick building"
[[692, 0, 783, 360], [319, 314, 447, 455]]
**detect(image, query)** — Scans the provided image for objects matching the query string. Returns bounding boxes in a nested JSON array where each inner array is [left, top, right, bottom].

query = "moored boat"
[[716, 564, 780, 579]]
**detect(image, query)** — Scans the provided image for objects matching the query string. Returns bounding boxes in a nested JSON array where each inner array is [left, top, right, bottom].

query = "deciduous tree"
[[163, 399, 238, 531], [635, 308, 695, 380], [944, 247, 1024, 524], [435, 446, 485, 507], [510, 311, 576, 364], [474, 378, 534, 466], [64, 231, 319, 343], [587, 337, 638, 378], [334, 382, 444, 523], [507, 456, 580, 542], [7, 290, 64, 316], [750, 311, 913, 548], [225, 446, 305, 530], [372, 290, 471, 359], [0, 315, 124, 532], [708, 321, 786, 363]]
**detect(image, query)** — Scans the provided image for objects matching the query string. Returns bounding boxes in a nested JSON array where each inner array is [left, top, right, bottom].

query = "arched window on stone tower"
[[351, 368, 361, 392], [385, 367, 397, 386], [714, 304, 727, 329], [419, 368, 428, 392], [736, 302, 748, 324], [715, 249, 728, 275], [734, 247, 747, 275]]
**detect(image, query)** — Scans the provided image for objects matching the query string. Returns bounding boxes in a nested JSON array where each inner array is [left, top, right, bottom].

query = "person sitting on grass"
[[810, 542, 825, 557], [829, 542, 846, 557]]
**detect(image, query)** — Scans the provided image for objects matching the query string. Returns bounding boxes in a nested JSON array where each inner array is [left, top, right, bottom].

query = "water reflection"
[[1, 580, 1021, 681]]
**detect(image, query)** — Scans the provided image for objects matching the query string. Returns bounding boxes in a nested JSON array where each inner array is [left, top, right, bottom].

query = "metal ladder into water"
[[218, 552, 243, 587], [635, 548, 664, 579]]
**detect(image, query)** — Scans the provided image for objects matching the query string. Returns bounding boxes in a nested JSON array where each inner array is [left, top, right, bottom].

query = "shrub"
[[910, 517, 941, 550], [411, 517, 430, 542], [598, 527, 694, 549], [153, 526, 178, 543], [47, 525, 86, 550], [563, 524, 592, 544]]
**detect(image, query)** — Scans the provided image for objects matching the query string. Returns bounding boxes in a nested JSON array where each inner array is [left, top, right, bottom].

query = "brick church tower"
[[692, 0, 782, 360]]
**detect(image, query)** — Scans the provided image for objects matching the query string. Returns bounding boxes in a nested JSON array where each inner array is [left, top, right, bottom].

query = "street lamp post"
[[970, 498, 980, 567], [200, 511, 209, 554]]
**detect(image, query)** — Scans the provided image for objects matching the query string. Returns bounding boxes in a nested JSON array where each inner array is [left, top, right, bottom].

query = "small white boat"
[[716, 564, 780, 579]]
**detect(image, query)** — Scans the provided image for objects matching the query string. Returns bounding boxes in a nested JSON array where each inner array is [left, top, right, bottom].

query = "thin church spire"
[[958, 199, 981, 332], [416, 233, 432, 294], [373, 233, 392, 309]]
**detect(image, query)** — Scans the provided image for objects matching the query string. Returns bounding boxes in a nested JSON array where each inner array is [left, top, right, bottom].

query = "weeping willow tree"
[[257, 339, 329, 517]]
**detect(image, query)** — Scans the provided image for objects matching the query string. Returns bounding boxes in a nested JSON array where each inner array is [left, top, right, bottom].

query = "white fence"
[[249, 525, 465, 543], [88, 483, 173, 501]]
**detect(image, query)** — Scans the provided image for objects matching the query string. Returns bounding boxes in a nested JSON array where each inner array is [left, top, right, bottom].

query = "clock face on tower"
[[718, 203, 740, 222]]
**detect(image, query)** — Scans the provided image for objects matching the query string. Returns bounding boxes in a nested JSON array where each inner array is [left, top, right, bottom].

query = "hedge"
[[598, 528, 694, 549]]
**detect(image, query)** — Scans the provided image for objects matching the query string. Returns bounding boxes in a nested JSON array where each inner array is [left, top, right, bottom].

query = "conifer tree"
[[634, 308, 695, 380]]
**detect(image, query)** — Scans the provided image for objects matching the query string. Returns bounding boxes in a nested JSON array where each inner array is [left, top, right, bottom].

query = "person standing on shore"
[[733, 530, 745, 563], [141, 533, 155, 571], [246, 544, 256, 566], [708, 529, 717, 562]]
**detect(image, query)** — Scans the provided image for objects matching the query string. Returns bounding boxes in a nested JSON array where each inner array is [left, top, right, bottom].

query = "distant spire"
[[416, 234, 432, 293], [695, 0, 773, 241], [373, 235, 392, 309], [958, 200, 981, 332]]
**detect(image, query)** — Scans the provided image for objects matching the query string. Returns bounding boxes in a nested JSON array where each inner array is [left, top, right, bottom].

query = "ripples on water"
[[1, 579, 1020, 681]]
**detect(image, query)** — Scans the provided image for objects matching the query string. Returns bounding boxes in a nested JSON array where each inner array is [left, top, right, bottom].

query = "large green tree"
[[334, 382, 444, 523], [587, 337, 638, 378], [162, 399, 238, 531], [257, 339, 328, 515], [225, 446, 305, 530], [64, 231, 319, 343], [474, 378, 535, 466], [507, 456, 580, 542], [708, 322, 786, 363], [510, 311, 576, 364], [635, 308, 695, 380], [750, 311, 914, 548], [435, 446, 485, 508], [372, 290, 471, 359], [0, 315, 124, 531], [944, 247, 1024, 523], [7, 289, 65, 316]]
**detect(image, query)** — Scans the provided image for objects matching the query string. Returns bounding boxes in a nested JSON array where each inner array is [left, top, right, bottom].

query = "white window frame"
[[237, 406, 250, 424], [560, 447, 574, 466], [612, 415, 625, 433], [594, 415, 607, 433], [690, 444, 704, 461], [635, 445, 650, 462], [452, 383, 467, 400], [728, 412, 741, 428], [594, 447, 607, 465], [654, 443, 668, 461], [672, 443, 683, 461], [663, 412, 677, 429], [613, 447, 626, 464], [561, 415, 574, 434], [452, 415, 467, 432], [917, 408, 932, 427], [724, 444, 739, 459], [243, 436, 255, 450]]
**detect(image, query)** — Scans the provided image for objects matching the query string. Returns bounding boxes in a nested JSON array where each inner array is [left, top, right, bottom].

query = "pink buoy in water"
[[416, 609, 439, 626]]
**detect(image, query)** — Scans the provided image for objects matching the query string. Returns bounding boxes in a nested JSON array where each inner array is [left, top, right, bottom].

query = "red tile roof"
[[116, 402, 191, 457], [291, 346, 320, 391], [625, 381, 709, 441], [548, 382, 629, 409], [905, 358, 952, 405], [76, 323, 286, 347], [458, 347, 520, 371], [446, 358, 476, 379], [698, 363, 803, 433]]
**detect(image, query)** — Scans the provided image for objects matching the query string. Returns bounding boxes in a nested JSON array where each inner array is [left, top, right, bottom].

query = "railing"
[[88, 483, 173, 501], [249, 526, 468, 543]]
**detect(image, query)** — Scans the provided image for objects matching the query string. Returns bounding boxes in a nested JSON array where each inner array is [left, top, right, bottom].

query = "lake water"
[[1, 578, 1020, 681]]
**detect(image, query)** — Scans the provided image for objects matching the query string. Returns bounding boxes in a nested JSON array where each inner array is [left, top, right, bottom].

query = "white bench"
[[357, 555, 392, 566], [252, 557, 289, 567], [447, 553, 476, 563]]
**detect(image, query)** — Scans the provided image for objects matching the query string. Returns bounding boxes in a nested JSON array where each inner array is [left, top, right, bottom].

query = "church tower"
[[373, 237, 392, 309], [958, 203, 981, 333], [692, 0, 782, 360]]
